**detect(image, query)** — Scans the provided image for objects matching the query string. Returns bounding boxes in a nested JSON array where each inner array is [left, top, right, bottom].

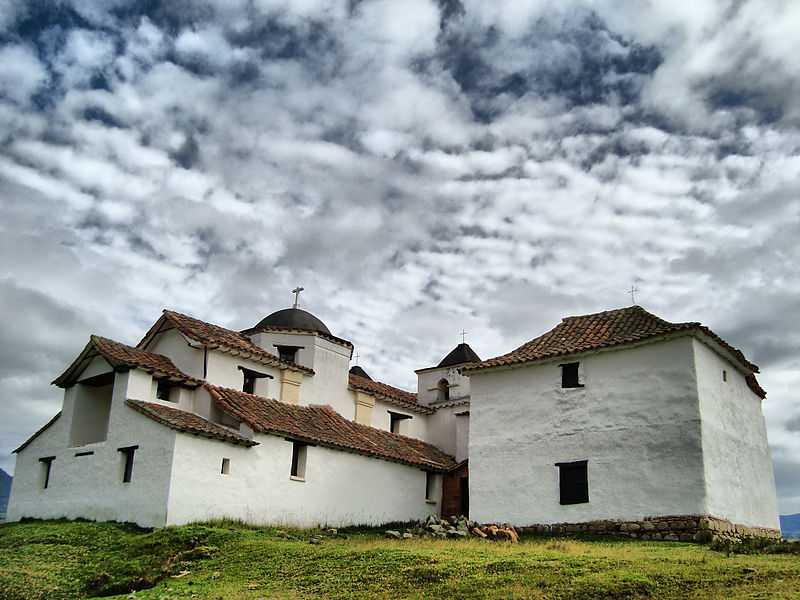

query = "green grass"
[[1, 520, 799, 599]]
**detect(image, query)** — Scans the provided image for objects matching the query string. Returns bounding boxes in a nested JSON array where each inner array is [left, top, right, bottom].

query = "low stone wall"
[[520, 515, 781, 543]]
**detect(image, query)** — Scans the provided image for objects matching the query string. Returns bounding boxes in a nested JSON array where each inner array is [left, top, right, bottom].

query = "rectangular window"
[[39, 456, 55, 489], [560, 362, 583, 388], [276, 345, 301, 364], [238, 366, 273, 395], [556, 460, 589, 505], [221, 458, 230, 475], [243, 372, 256, 394], [156, 380, 172, 401], [722, 370, 727, 382], [425, 472, 435, 501], [290, 442, 307, 480], [118, 445, 138, 483], [389, 412, 411, 435]]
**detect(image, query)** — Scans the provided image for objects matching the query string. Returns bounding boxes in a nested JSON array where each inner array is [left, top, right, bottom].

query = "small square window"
[[239, 366, 273, 395], [560, 362, 583, 388], [389, 412, 411, 434], [221, 458, 230, 475], [156, 380, 172, 401], [556, 460, 588, 505], [290, 442, 307, 480], [276, 345, 301, 364]]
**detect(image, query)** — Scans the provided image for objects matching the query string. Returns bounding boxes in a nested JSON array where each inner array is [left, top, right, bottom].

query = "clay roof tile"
[[466, 305, 760, 377], [206, 385, 455, 470]]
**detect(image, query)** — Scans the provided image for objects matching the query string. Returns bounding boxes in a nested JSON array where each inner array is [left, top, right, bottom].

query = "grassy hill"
[[1, 520, 799, 599]]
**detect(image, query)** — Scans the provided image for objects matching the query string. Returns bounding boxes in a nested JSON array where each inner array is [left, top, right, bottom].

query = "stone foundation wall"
[[520, 515, 781, 543]]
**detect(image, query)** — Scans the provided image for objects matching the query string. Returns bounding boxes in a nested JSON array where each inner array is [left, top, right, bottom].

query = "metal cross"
[[354, 353, 360, 365], [292, 286, 304, 308], [461, 329, 467, 344], [629, 284, 639, 304]]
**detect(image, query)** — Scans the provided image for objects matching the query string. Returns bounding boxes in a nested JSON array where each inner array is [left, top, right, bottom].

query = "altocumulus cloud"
[[0, 0, 799, 511]]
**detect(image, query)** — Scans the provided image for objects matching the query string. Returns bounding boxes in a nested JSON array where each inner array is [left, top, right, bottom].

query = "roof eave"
[[414, 361, 478, 374], [13, 412, 62, 453], [252, 428, 453, 471], [348, 385, 433, 415], [465, 328, 759, 376]]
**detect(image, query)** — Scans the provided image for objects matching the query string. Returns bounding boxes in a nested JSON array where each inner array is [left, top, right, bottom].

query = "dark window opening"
[[156, 380, 172, 401], [291, 442, 307, 479], [221, 458, 230, 475], [556, 460, 588, 505], [74, 451, 94, 457], [425, 472, 435, 501], [243, 372, 256, 394], [118, 445, 138, 483], [389, 412, 411, 434], [39, 456, 55, 489], [459, 477, 469, 517], [437, 378, 450, 402], [723, 370, 727, 382], [238, 366, 273, 395], [560, 362, 583, 388], [275, 345, 302, 364]]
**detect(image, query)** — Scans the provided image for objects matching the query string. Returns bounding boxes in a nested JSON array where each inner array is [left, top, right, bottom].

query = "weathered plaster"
[[469, 336, 707, 525], [165, 433, 440, 527], [693, 339, 779, 529]]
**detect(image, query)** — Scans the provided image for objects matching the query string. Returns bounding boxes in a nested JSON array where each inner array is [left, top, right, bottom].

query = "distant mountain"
[[780, 514, 800, 539], [0, 468, 11, 521]]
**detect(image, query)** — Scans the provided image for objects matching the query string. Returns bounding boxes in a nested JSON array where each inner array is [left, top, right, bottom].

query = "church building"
[[6, 301, 780, 537]]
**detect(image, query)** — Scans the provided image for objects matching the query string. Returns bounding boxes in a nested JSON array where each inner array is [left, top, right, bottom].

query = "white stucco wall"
[[417, 366, 471, 406], [146, 328, 205, 379], [469, 336, 706, 526], [299, 339, 352, 416], [425, 405, 464, 458], [693, 340, 780, 529], [250, 331, 316, 369], [7, 370, 177, 528], [204, 350, 282, 399], [369, 399, 428, 439], [165, 433, 440, 527]]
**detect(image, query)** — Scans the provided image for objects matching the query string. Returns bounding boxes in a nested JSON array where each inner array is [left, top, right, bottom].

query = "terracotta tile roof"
[[126, 400, 257, 446], [53, 335, 202, 388], [206, 385, 456, 471], [348, 373, 433, 415], [466, 305, 760, 375], [13, 412, 61, 453], [146, 310, 313, 375]]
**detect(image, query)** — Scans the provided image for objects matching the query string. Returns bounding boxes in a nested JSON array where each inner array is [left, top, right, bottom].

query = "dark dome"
[[255, 308, 331, 335], [349, 365, 372, 380], [437, 343, 481, 368]]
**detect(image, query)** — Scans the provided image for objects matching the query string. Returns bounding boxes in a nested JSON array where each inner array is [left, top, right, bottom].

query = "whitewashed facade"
[[7, 304, 779, 534]]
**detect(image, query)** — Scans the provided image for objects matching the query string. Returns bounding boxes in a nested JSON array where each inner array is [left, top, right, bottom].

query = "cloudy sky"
[[0, 0, 798, 511]]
